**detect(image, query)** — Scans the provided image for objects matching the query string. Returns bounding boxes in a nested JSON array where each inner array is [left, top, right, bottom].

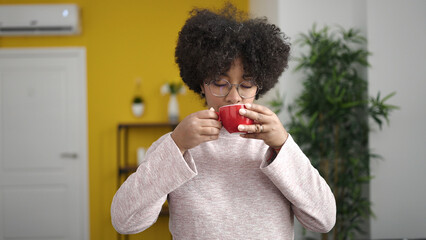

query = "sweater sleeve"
[[111, 133, 198, 234], [260, 134, 336, 233]]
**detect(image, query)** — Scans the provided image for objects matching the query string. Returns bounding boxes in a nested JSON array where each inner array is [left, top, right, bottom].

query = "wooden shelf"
[[118, 165, 138, 175], [117, 122, 178, 176], [118, 122, 178, 129], [116, 121, 178, 226], [160, 206, 169, 216], [116, 122, 178, 240]]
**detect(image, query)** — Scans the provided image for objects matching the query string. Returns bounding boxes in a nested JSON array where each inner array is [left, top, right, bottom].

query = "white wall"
[[367, 0, 426, 238], [252, 0, 367, 125], [251, 1, 368, 239], [250, 0, 426, 238]]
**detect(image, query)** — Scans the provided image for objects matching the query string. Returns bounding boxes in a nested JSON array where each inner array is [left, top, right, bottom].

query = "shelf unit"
[[116, 122, 177, 240]]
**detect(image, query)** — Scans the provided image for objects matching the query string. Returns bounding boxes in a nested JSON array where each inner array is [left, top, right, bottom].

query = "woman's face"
[[201, 58, 256, 112]]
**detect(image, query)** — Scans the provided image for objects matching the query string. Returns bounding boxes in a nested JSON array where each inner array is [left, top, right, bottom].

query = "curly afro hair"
[[175, 3, 290, 99]]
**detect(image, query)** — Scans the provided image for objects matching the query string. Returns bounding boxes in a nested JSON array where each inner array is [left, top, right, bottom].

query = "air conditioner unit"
[[0, 4, 81, 36]]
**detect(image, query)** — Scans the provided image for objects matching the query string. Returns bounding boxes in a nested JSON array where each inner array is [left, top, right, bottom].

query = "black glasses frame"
[[205, 79, 261, 99]]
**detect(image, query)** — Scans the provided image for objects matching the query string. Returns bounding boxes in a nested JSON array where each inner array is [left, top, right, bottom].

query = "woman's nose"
[[225, 86, 242, 104]]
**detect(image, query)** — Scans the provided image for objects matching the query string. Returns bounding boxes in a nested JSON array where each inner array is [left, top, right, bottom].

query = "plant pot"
[[168, 94, 179, 123], [132, 103, 144, 117]]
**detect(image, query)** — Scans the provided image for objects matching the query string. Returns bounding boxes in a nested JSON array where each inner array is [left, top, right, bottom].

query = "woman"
[[111, 4, 336, 239]]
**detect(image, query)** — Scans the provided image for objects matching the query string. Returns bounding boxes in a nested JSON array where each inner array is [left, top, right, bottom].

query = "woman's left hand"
[[238, 103, 288, 148]]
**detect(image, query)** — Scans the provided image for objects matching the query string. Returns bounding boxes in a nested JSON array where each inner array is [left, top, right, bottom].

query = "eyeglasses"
[[205, 78, 260, 99]]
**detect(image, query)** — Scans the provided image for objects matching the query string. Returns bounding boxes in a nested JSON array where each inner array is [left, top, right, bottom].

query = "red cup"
[[218, 104, 254, 133]]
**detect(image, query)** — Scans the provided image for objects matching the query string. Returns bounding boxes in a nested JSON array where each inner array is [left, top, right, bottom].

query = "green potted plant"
[[131, 78, 145, 118], [131, 95, 144, 117], [273, 25, 397, 239]]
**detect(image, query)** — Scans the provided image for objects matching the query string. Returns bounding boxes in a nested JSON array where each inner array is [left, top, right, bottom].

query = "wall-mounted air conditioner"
[[0, 4, 81, 36]]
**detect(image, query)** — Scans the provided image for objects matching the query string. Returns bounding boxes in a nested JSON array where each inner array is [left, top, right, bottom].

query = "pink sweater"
[[111, 128, 336, 239]]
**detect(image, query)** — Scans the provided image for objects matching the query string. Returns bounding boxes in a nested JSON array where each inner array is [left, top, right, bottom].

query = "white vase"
[[132, 103, 144, 117], [168, 94, 179, 123], [137, 147, 146, 165]]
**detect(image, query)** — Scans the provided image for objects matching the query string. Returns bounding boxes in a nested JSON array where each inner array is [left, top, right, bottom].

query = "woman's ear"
[[200, 84, 205, 94]]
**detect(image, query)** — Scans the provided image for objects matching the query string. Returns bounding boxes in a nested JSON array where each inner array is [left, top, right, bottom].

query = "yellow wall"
[[0, 0, 248, 239]]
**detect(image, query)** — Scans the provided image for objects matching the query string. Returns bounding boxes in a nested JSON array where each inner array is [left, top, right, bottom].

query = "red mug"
[[218, 104, 254, 133]]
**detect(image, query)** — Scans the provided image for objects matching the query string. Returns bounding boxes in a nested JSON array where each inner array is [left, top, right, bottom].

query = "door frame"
[[0, 47, 89, 240]]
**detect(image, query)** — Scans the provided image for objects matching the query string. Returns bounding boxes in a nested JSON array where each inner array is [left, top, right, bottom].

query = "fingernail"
[[238, 125, 245, 131], [245, 103, 251, 108], [239, 109, 247, 115], [209, 107, 215, 111]]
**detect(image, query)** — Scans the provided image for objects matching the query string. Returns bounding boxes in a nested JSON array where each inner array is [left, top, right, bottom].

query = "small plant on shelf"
[[161, 78, 186, 123], [131, 78, 145, 118]]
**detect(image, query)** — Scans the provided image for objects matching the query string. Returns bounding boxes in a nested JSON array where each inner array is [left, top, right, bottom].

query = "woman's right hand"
[[171, 108, 222, 154]]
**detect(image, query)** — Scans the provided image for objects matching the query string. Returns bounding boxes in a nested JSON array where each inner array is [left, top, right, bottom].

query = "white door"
[[0, 48, 88, 240]]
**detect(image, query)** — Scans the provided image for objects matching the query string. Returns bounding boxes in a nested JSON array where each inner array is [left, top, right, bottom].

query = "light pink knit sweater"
[[111, 128, 336, 239]]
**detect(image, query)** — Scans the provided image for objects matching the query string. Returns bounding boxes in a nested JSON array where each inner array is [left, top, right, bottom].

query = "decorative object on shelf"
[[131, 78, 145, 118], [161, 79, 186, 123], [137, 147, 146, 165], [131, 96, 144, 117]]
